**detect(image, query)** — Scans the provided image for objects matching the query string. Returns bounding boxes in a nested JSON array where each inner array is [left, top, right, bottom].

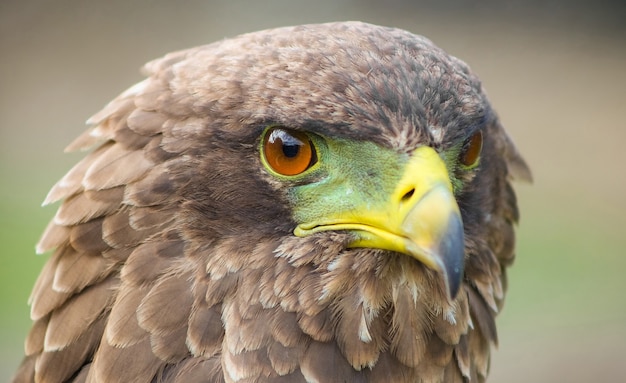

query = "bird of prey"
[[12, 21, 530, 383]]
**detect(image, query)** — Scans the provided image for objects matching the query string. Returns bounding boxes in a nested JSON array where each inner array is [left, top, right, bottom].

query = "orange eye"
[[263, 127, 316, 176], [460, 130, 483, 167]]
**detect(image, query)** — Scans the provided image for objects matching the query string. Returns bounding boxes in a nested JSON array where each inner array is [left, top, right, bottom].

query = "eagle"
[[12, 21, 530, 383]]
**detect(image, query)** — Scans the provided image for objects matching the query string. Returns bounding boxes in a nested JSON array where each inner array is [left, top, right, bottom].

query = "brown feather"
[[88, 338, 164, 383], [390, 284, 429, 368], [101, 246, 133, 262], [132, 78, 168, 111], [467, 286, 498, 346], [267, 340, 304, 376], [84, 96, 136, 128], [68, 218, 108, 253], [165, 357, 225, 383], [123, 159, 188, 207], [335, 296, 384, 370], [83, 143, 153, 190], [44, 277, 116, 351], [474, 278, 499, 314], [221, 347, 268, 382], [28, 250, 72, 320], [300, 341, 366, 383], [442, 359, 465, 383], [236, 269, 264, 315], [270, 310, 307, 349], [493, 222, 516, 267], [137, 272, 194, 336], [24, 315, 48, 356], [434, 291, 470, 346], [101, 209, 164, 248], [221, 298, 251, 355], [468, 327, 490, 382], [161, 129, 204, 154], [425, 335, 454, 368], [258, 266, 280, 310], [105, 284, 150, 347], [72, 364, 91, 383], [43, 143, 111, 206], [499, 128, 533, 182], [112, 123, 154, 150], [36, 221, 70, 254], [126, 108, 167, 136], [186, 303, 224, 358], [273, 261, 305, 308], [203, 271, 238, 309], [63, 127, 106, 153], [35, 316, 106, 383], [367, 351, 414, 383], [204, 238, 254, 279], [502, 183, 521, 223], [11, 354, 36, 383], [128, 205, 176, 230], [296, 310, 333, 342], [454, 335, 471, 379], [151, 325, 190, 363], [142, 135, 177, 163], [121, 239, 183, 286], [236, 306, 273, 352], [54, 187, 123, 226], [296, 272, 325, 317]]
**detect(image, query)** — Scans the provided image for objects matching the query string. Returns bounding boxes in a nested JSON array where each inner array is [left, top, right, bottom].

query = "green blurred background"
[[1, 0, 625, 381]]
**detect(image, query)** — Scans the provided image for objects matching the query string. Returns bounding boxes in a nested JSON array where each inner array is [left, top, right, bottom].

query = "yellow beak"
[[295, 146, 465, 298]]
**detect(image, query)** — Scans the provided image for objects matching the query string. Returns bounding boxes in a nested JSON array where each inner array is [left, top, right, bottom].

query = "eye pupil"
[[282, 144, 300, 158], [263, 127, 317, 176]]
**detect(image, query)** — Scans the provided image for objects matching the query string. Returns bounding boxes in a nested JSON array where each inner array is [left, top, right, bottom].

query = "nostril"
[[401, 188, 415, 202]]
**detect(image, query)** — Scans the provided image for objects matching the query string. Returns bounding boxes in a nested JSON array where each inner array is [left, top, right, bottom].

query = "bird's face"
[[258, 125, 484, 298], [173, 23, 503, 305]]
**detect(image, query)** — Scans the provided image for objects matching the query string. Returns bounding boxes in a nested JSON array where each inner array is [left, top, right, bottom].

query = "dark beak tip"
[[445, 263, 463, 299], [441, 214, 465, 299]]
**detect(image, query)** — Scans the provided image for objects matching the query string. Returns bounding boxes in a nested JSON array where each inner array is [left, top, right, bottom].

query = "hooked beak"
[[295, 146, 465, 298]]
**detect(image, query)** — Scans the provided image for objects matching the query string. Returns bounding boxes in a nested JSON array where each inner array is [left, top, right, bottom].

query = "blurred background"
[[1, 0, 625, 381]]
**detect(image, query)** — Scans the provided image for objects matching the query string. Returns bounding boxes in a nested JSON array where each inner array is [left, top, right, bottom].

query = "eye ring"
[[459, 130, 483, 168], [262, 127, 317, 176]]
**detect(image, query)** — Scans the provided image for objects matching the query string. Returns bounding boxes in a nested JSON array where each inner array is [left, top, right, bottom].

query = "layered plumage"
[[12, 22, 530, 383]]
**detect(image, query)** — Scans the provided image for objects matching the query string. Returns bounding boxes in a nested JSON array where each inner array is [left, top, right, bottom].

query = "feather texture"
[[88, 339, 164, 383], [35, 317, 106, 383], [83, 143, 153, 190], [13, 21, 527, 383], [44, 276, 116, 351]]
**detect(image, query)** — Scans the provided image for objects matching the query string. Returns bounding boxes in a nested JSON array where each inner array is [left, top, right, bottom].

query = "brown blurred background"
[[1, 0, 625, 381]]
